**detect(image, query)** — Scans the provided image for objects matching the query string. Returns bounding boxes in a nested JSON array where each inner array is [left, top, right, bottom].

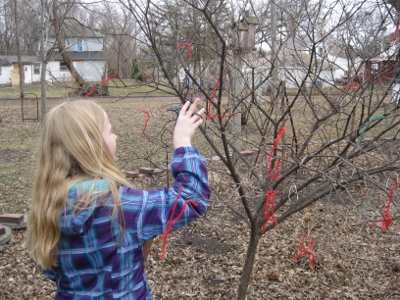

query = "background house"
[[242, 38, 340, 96], [0, 20, 106, 87], [351, 32, 398, 85], [0, 57, 13, 85], [326, 55, 350, 82], [360, 57, 395, 85], [46, 19, 106, 83], [0, 56, 40, 86]]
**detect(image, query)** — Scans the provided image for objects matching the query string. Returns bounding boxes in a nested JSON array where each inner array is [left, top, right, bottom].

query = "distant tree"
[[51, 0, 86, 90], [131, 59, 144, 81], [94, 2, 138, 79], [0, 0, 17, 54], [385, 0, 400, 13], [344, 6, 392, 60], [0, 0, 50, 55], [384, 0, 400, 58]]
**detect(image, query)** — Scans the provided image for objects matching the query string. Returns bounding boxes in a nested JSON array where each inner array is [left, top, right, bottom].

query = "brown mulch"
[[2, 182, 400, 300], [2, 102, 400, 299]]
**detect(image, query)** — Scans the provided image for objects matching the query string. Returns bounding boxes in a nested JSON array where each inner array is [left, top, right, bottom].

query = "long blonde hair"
[[26, 100, 130, 270]]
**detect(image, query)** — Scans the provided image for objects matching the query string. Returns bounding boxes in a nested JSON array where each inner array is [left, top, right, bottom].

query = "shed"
[[0, 56, 39, 86]]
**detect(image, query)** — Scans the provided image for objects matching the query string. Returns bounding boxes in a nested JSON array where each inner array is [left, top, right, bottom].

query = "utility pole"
[[40, 0, 47, 122], [231, 11, 259, 163], [231, 27, 242, 163], [14, 0, 24, 99]]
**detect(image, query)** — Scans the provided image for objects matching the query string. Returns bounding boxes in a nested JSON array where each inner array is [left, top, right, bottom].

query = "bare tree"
[[0, 0, 16, 54], [385, 0, 400, 13], [117, 0, 400, 299], [51, 0, 86, 89], [0, 0, 49, 55], [96, 3, 138, 78]]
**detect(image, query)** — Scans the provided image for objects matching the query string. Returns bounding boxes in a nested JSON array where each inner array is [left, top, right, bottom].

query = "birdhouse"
[[238, 10, 259, 49]]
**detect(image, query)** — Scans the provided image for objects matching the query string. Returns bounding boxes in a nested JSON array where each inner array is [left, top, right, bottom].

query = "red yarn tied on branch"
[[160, 187, 198, 260], [260, 189, 279, 233], [339, 82, 360, 94], [177, 43, 193, 58], [292, 233, 315, 270], [205, 78, 237, 119], [371, 179, 398, 232], [85, 72, 119, 97], [391, 23, 400, 42], [140, 110, 151, 134], [206, 78, 220, 118], [267, 127, 285, 181]]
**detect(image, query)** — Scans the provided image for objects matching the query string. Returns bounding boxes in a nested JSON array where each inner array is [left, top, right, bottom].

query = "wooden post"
[[232, 11, 259, 163]]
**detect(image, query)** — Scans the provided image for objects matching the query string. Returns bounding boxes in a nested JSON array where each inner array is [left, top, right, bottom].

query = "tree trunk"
[[14, 0, 24, 99], [236, 224, 261, 300], [52, 0, 86, 89]]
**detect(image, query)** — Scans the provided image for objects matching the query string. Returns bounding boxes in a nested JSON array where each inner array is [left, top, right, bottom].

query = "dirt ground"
[[1, 99, 400, 299], [2, 172, 400, 299]]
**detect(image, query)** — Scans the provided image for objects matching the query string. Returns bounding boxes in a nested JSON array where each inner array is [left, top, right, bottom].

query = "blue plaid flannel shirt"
[[43, 147, 210, 299]]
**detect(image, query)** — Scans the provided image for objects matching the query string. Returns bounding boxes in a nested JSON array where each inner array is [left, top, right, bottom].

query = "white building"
[[0, 19, 106, 87], [45, 19, 106, 83], [0, 56, 40, 86]]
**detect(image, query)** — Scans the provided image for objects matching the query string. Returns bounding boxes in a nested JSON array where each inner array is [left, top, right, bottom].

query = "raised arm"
[[121, 99, 210, 242]]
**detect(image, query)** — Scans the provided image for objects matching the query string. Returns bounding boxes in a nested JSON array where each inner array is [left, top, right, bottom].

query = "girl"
[[26, 99, 210, 299]]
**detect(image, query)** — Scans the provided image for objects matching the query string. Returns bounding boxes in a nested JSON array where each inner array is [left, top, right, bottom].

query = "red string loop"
[[371, 179, 398, 232], [86, 72, 119, 97], [339, 82, 360, 94], [267, 127, 285, 181], [391, 23, 400, 42], [100, 72, 119, 85], [261, 189, 279, 233], [140, 110, 151, 134], [292, 233, 315, 270], [177, 43, 193, 59], [159, 187, 198, 260], [205, 77, 237, 119], [206, 78, 220, 118]]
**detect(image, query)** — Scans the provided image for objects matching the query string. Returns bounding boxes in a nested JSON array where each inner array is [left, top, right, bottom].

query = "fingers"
[[181, 98, 205, 121], [197, 107, 206, 115], [192, 113, 203, 125], [182, 99, 197, 115], [191, 102, 205, 125], [193, 107, 205, 122], [181, 100, 191, 115]]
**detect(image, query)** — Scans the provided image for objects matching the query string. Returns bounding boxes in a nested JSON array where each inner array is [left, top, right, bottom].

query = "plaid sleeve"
[[120, 147, 210, 242]]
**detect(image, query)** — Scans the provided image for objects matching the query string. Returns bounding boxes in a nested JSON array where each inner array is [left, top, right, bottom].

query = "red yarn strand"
[[205, 78, 237, 119], [140, 110, 151, 134], [267, 127, 285, 181], [159, 187, 198, 260], [86, 72, 119, 97], [260, 189, 279, 233], [292, 233, 315, 270], [177, 43, 193, 59], [371, 179, 398, 232]]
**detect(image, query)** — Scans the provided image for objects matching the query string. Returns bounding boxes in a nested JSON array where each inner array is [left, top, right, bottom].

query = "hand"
[[173, 98, 205, 149]]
